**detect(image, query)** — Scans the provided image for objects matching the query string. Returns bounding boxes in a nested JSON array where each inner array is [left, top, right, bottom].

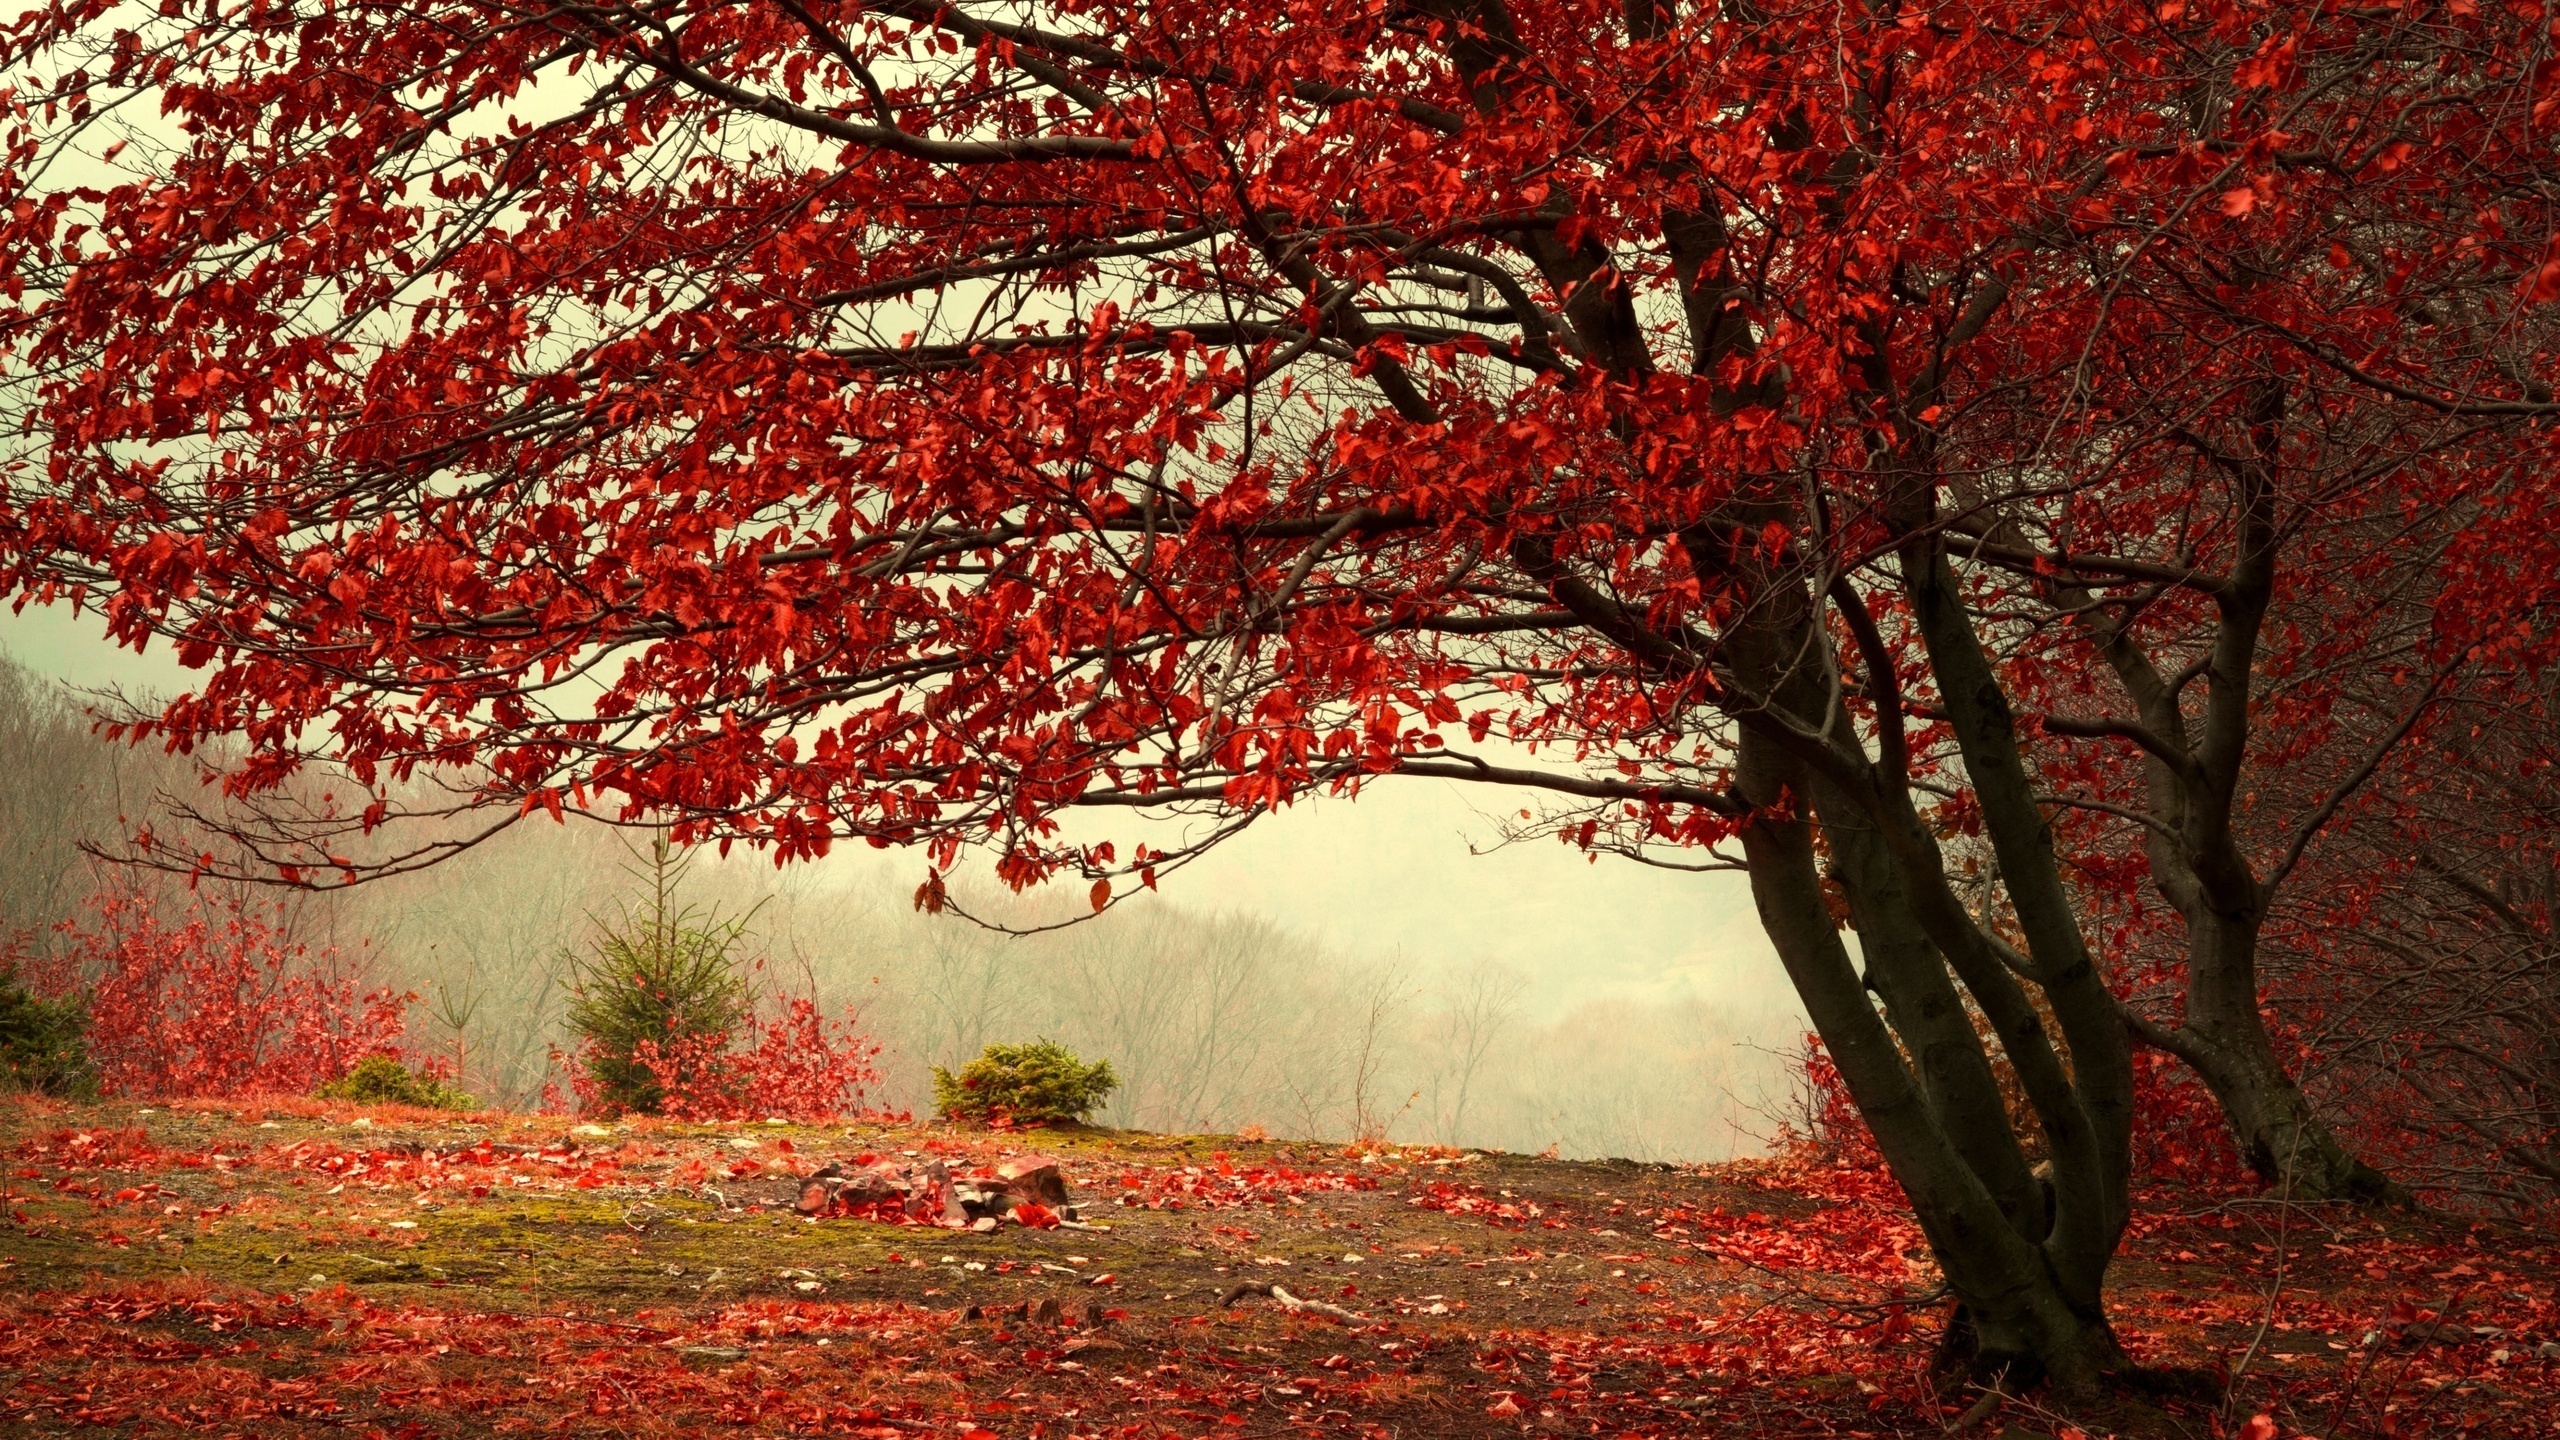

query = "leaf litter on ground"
[[3, 1095, 2554, 1438]]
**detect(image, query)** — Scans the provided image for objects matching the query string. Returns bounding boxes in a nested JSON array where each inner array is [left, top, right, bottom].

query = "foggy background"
[[1, 605, 1807, 1160]]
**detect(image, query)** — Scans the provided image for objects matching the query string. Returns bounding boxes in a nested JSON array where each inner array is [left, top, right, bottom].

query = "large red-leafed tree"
[[2, 0, 2555, 1388]]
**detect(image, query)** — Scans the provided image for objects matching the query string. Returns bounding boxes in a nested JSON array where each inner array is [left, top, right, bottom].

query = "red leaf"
[[2524, 237, 2560, 303]]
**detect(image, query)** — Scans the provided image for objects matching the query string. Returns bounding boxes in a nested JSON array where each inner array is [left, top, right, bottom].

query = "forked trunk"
[[1735, 792, 2135, 1391]]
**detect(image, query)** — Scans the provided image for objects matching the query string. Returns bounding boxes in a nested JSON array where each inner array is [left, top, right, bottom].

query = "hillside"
[[1, 1097, 2551, 1439]]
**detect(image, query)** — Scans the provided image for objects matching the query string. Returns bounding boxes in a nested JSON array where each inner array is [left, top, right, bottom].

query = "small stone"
[[970, 1216, 1000, 1233], [2538, 1341, 2560, 1360], [678, 1346, 748, 1365], [570, 1124, 612, 1138]]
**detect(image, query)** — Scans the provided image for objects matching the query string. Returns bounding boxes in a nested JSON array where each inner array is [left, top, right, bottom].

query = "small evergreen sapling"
[[0, 957, 92, 1096], [558, 832, 878, 1120], [561, 833, 758, 1117]]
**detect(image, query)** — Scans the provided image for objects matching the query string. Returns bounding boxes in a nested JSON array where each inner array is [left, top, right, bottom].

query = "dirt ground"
[[3, 1096, 2553, 1439]]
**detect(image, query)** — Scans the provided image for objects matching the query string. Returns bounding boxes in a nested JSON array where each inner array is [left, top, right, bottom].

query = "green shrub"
[[314, 1053, 477, 1110], [933, 1039, 1119, 1124], [0, 959, 93, 1097]]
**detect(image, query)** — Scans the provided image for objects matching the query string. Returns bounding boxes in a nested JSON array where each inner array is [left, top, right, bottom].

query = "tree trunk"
[[2177, 1033, 2404, 1203], [2064, 381, 2406, 1209], [2140, 923, 2406, 1203]]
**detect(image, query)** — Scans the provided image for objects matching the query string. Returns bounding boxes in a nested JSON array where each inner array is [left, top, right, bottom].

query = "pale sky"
[[0, 600, 1798, 1024]]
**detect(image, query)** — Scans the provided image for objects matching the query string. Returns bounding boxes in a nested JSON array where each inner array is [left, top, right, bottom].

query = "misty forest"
[[2, 650, 1793, 1160], [5, 0, 2560, 1437]]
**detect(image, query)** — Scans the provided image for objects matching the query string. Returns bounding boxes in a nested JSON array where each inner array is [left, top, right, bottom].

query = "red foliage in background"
[[553, 994, 881, 1123], [1790, 1032, 2246, 1192], [1779, 1034, 1882, 1171], [27, 884, 409, 1099], [722, 996, 883, 1121], [2126, 1046, 2248, 1191]]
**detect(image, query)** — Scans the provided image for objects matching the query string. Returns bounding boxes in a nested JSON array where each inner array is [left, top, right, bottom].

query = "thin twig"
[[2225, 1125, 2306, 1424]]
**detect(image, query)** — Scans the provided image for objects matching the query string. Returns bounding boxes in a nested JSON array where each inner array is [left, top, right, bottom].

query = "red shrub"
[[2127, 1044, 2248, 1191], [1777, 1033, 1882, 1168], [34, 884, 410, 1099], [722, 996, 884, 1122]]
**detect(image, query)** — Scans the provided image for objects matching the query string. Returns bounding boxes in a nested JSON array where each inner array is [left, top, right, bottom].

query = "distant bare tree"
[[1346, 959, 1415, 1143], [1150, 915, 1283, 1132], [903, 898, 1029, 1075], [1422, 962, 1527, 1145], [0, 654, 103, 952]]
